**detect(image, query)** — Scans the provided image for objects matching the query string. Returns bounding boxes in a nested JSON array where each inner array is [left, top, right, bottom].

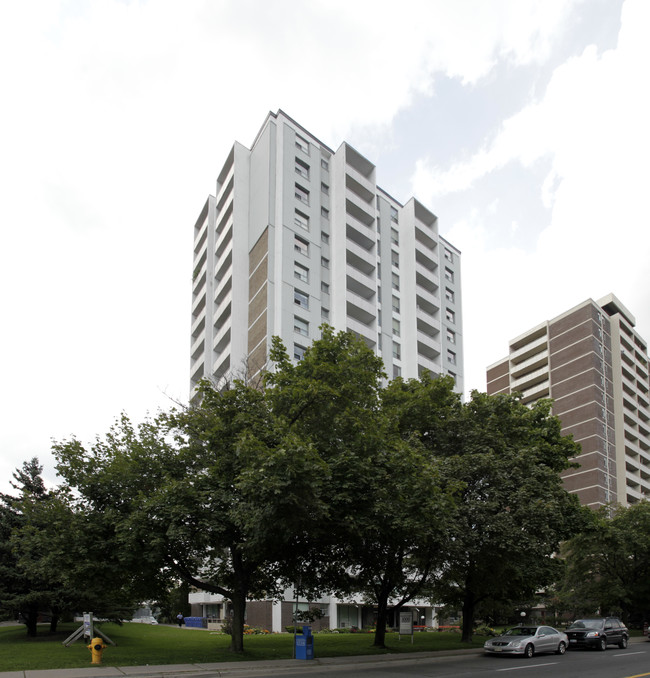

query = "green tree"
[[429, 392, 585, 642], [54, 381, 328, 653], [267, 333, 459, 648], [562, 501, 650, 623], [0, 458, 53, 635]]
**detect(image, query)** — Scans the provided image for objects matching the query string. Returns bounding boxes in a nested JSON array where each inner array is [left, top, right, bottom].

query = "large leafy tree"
[[267, 332, 459, 648], [561, 501, 650, 623], [429, 392, 586, 642], [54, 381, 328, 653]]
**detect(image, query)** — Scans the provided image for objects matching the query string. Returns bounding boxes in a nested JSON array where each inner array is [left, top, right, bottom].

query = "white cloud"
[[420, 0, 650, 394]]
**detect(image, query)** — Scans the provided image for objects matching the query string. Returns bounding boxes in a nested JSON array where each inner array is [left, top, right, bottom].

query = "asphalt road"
[[216, 639, 650, 678]]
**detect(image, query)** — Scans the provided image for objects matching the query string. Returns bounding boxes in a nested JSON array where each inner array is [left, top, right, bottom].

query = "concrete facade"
[[190, 110, 463, 394], [487, 294, 650, 509]]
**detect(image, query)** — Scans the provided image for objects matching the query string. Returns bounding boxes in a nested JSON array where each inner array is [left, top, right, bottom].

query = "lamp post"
[[520, 611, 526, 626]]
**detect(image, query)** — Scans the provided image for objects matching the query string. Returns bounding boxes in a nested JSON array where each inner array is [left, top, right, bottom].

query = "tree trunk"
[[373, 586, 391, 648], [229, 589, 247, 653], [461, 589, 475, 643], [49, 612, 59, 632], [25, 610, 38, 637]]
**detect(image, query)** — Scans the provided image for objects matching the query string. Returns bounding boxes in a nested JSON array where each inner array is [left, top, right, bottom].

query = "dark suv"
[[566, 618, 629, 650]]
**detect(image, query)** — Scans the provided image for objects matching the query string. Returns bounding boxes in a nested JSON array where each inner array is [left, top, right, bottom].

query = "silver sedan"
[[484, 625, 569, 658]]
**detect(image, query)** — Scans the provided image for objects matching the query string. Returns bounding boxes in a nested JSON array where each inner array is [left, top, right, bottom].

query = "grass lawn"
[[0, 623, 485, 671]]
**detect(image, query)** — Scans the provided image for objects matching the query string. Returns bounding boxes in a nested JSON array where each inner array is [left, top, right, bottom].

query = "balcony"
[[345, 172, 374, 204], [194, 217, 208, 256], [510, 334, 548, 364], [347, 248, 375, 278], [510, 365, 550, 392], [191, 308, 206, 339], [346, 265, 375, 300], [416, 261, 439, 290], [520, 379, 550, 404], [511, 350, 549, 379], [417, 293, 439, 318], [346, 316, 376, 348], [216, 196, 233, 237], [346, 194, 374, 227], [191, 285, 207, 316], [216, 218, 233, 259], [417, 334, 441, 360], [347, 293, 376, 325], [415, 225, 436, 251]]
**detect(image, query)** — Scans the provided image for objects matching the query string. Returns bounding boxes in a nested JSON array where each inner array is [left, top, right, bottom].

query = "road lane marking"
[[497, 662, 558, 671], [624, 673, 650, 678], [615, 651, 647, 657]]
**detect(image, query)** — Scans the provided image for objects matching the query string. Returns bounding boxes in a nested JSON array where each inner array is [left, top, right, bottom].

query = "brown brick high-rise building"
[[487, 294, 650, 509]]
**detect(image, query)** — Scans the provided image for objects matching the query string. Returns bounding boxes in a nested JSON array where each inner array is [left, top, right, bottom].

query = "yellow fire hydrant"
[[87, 637, 107, 664]]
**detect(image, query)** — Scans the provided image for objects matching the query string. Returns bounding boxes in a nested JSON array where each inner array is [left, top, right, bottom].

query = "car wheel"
[[556, 641, 566, 655], [618, 636, 628, 649], [598, 637, 607, 651], [524, 644, 534, 658]]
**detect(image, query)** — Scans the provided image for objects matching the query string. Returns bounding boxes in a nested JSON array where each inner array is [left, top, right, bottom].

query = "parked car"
[[484, 625, 569, 658], [565, 618, 628, 650]]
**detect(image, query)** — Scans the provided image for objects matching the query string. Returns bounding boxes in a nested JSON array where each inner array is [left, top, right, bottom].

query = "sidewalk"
[[0, 646, 485, 678]]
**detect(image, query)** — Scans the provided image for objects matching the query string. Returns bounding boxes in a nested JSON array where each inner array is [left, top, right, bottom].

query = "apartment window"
[[321, 206, 329, 220], [294, 209, 309, 231], [391, 228, 399, 245], [295, 184, 309, 205], [391, 251, 399, 268], [446, 308, 455, 323], [446, 329, 456, 344], [295, 157, 310, 180], [321, 281, 330, 294], [392, 272, 400, 291], [444, 267, 454, 283], [392, 295, 400, 314], [393, 342, 401, 360], [321, 231, 329, 244], [447, 349, 457, 365], [321, 157, 329, 171], [294, 235, 309, 256], [294, 316, 309, 337], [294, 344, 306, 360], [295, 135, 309, 154], [294, 289, 309, 309], [444, 247, 453, 262], [445, 287, 455, 303], [390, 206, 399, 223], [393, 365, 401, 379], [321, 307, 329, 321], [321, 182, 329, 196], [392, 318, 400, 337], [294, 261, 309, 283], [321, 256, 329, 269]]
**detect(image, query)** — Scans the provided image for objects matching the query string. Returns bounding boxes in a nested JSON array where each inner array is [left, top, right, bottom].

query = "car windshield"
[[504, 627, 537, 636], [569, 619, 604, 630]]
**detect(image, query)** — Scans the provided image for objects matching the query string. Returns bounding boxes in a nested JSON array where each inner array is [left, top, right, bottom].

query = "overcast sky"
[[1, 0, 648, 493]]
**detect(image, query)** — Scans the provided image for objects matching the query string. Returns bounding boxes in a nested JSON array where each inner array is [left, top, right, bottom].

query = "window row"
[[294, 210, 331, 233], [294, 133, 330, 173], [293, 258, 330, 282], [294, 285, 330, 310]]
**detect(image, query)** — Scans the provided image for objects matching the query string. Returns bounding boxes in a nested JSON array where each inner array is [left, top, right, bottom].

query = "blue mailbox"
[[295, 625, 314, 660]]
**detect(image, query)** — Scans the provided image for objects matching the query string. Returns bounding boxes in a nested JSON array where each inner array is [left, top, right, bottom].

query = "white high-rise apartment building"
[[190, 110, 463, 394]]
